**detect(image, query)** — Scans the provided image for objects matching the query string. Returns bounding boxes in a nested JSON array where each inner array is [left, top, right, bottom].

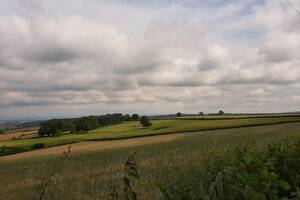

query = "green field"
[[178, 113, 300, 119], [0, 122, 300, 199], [1, 115, 300, 156]]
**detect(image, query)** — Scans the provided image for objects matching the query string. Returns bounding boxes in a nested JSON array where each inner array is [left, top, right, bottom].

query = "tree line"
[[38, 113, 140, 137]]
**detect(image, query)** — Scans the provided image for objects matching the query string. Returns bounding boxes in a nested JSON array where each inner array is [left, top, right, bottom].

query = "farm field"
[[2, 1, 299, 199], [1, 115, 300, 156], [0, 128, 38, 142], [0, 133, 188, 161], [0, 122, 300, 199], [178, 113, 300, 119]]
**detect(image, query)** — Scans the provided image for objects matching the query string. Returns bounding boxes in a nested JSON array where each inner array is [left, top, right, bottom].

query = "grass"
[[178, 113, 300, 119], [1, 115, 300, 156], [0, 122, 300, 199], [87, 116, 300, 139]]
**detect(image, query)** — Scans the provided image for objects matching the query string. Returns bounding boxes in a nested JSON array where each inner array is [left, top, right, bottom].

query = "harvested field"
[[0, 132, 188, 161]]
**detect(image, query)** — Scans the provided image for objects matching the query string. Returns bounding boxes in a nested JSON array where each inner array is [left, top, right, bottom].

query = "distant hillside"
[[149, 112, 300, 119], [0, 120, 42, 131]]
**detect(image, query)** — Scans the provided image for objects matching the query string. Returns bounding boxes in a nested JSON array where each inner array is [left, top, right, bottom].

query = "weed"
[[111, 153, 140, 200]]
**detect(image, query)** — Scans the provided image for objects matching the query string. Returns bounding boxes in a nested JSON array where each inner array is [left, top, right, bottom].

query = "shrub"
[[201, 140, 300, 200], [140, 116, 152, 128], [31, 142, 45, 150], [0, 145, 7, 153]]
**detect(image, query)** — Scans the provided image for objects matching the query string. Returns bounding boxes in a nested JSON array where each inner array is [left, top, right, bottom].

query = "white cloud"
[[0, 0, 300, 119]]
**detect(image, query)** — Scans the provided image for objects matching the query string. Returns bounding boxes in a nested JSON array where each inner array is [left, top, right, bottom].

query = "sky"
[[0, 0, 299, 120]]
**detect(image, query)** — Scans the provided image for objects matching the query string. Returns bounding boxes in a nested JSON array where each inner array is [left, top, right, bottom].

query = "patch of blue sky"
[[225, 30, 264, 46]]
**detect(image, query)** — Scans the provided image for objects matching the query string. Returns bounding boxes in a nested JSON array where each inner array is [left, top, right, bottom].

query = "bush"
[[0, 145, 23, 156], [156, 140, 300, 200], [30, 143, 45, 150], [140, 116, 152, 128], [201, 140, 300, 200], [0, 145, 7, 153], [0, 130, 4, 134]]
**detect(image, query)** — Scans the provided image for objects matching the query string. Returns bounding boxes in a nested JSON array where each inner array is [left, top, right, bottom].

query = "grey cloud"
[[0, 0, 300, 120], [23, 46, 78, 64]]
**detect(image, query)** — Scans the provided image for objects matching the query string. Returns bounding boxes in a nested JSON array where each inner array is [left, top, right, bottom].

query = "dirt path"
[[0, 133, 189, 161]]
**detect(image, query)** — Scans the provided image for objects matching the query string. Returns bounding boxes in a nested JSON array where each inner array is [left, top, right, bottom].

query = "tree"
[[0, 130, 4, 134], [38, 113, 125, 137], [219, 110, 224, 115], [140, 116, 152, 128], [131, 114, 139, 121], [70, 124, 76, 133], [38, 119, 63, 137], [123, 114, 131, 121], [199, 112, 204, 116], [176, 112, 182, 117]]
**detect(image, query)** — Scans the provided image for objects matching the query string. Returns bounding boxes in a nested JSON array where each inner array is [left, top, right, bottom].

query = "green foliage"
[[38, 119, 69, 137], [0, 145, 23, 156], [202, 141, 300, 200], [31, 142, 45, 150], [111, 153, 140, 200], [123, 114, 132, 121], [75, 116, 99, 131], [123, 153, 139, 200], [219, 110, 225, 115], [131, 114, 139, 121], [38, 114, 124, 137], [139, 116, 152, 128], [1, 123, 300, 199], [176, 112, 182, 117], [2, 116, 300, 157], [0, 130, 4, 134]]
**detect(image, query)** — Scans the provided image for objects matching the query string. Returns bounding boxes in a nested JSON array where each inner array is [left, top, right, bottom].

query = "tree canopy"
[[38, 113, 125, 137], [140, 116, 152, 128], [131, 114, 140, 121], [176, 112, 182, 117]]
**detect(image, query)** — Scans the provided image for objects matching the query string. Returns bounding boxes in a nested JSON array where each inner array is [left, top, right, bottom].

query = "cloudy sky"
[[0, 0, 299, 120]]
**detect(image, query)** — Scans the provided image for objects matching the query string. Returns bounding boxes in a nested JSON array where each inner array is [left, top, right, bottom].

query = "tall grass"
[[0, 123, 300, 199]]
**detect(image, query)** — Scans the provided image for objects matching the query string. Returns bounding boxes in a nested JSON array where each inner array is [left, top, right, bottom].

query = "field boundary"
[[0, 133, 188, 161], [1, 120, 300, 158], [86, 120, 300, 141], [174, 114, 300, 121], [2, 121, 300, 161]]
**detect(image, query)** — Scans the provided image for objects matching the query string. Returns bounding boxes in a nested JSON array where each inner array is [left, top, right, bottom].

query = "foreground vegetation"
[[0, 123, 300, 199], [1, 115, 300, 156]]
